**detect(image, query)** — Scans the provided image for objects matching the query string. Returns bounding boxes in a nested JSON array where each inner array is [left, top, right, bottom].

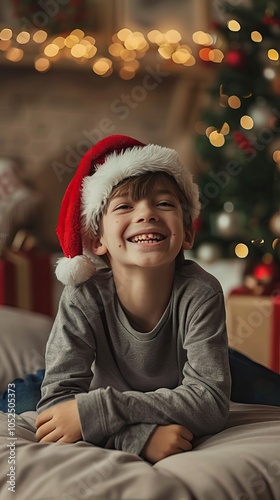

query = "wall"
[[0, 64, 213, 249]]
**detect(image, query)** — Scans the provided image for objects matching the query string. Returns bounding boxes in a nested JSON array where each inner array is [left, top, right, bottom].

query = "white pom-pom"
[[55, 255, 96, 286]]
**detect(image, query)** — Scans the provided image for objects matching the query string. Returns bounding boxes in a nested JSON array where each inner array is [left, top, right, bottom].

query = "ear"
[[182, 225, 195, 251], [91, 236, 108, 256]]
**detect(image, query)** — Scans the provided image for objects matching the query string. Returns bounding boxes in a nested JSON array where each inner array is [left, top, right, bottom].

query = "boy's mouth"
[[128, 233, 166, 244]]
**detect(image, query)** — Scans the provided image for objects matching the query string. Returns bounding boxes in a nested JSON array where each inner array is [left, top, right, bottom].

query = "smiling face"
[[91, 172, 194, 273]]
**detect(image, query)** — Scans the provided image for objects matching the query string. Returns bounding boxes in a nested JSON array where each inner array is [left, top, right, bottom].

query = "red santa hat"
[[55, 134, 200, 285]]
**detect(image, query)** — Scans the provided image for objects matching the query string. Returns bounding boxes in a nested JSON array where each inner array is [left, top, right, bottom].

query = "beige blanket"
[[1, 402, 280, 500]]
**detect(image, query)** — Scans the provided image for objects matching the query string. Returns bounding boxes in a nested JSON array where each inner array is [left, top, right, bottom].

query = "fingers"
[[178, 425, 193, 442], [35, 409, 53, 428], [36, 419, 56, 442]]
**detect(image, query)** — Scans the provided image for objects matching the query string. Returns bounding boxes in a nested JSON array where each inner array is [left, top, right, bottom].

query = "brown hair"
[[104, 171, 192, 229]]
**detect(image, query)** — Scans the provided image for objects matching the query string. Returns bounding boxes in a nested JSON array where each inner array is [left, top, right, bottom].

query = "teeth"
[[130, 233, 164, 243]]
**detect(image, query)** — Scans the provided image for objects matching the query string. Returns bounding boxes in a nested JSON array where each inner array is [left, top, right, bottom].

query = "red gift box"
[[227, 285, 280, 374], [0, 232, 53, 317]]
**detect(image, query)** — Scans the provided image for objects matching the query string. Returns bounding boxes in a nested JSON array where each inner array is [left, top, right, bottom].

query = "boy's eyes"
[[114, 204, 131, 210], [112, 200, 176, 211]]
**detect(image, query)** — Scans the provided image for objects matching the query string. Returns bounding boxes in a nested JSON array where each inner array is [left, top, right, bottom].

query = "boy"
[[35, 134, 231, 464]]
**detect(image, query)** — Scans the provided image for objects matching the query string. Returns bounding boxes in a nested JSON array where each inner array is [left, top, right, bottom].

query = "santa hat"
[[55, 134, 200, 286]]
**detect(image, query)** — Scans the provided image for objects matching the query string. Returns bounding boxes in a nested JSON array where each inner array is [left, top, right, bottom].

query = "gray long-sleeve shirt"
[[37, 260, 231, 455]]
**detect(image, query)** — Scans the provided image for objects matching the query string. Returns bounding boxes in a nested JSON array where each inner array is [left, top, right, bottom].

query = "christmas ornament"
[[233, 131, 255, 153], [247, 101, 273, 129], [253, 262, 276, 284], [196, 242, 222, 263], [224, 48, 247, 70], [213, 211, 244, 238]]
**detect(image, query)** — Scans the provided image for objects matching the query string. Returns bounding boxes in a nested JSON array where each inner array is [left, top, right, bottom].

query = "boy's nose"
[[134, 202, 159, 223]]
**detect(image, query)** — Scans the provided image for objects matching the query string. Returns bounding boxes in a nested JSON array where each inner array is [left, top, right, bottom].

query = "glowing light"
[[16, 31, 30, 44], [273, 150, 280, 163], [228, 95, 241, 109], [124, 34, 142, 50], [147, 30, 162, 43], [192, 31, 213, 45], [52, 36, 65, 49], [120, 49, 136, 61], [92, 58, 112, 76], [71, 44, 87, 58], [0, 40, 11, 51], [268, 49, 279, 61], [70, 29, 84, 40], [220, 122, 230, 135], [209, 49, 224, 63], [251, 31, 262, 42], [117, 28, 132, 41], [78, 41, 96, 58], [199, 47, 211, 61], [0, 28, 12, 41], [251, 238, 265, 245], [184, 55, 195, 66], [35, 57, 51, 72], [206, 126, 216, 137], [5, 47, 23, 62], [264, 67, 276, 79], [165, 30, 182, 43], [272, 238, 280, 250], [158, 44, 173, 60], [108, 43, 124, 57], [65, 35, 79, 48], [44, 44, 59, 57], [84, 36, 96, 45], [227, 20, 241, 32], [209, 131, 225, 147], [33, 30, 48, 43], [235, 243, 249, 258], [219, 94, 228, 107], [172, 48, 190, 64], [240, 115, 254, 130]]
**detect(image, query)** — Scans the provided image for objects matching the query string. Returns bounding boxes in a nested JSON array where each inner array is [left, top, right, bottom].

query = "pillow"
[[0, 306, 52, 392]]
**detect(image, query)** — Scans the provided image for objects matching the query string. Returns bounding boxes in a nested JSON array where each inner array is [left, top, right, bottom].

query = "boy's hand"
[[35, 400, 82, 443], [141, 424, 193, 464]]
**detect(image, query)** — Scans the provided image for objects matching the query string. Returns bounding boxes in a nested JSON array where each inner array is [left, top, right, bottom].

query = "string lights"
[[0, 24, 225, 77]]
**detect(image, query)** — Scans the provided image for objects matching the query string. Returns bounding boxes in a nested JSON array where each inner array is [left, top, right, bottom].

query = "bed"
[[0, 305, 280, 500]]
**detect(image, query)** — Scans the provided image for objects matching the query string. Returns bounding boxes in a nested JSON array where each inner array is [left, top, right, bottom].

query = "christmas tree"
[[194, 0, 280, 286]]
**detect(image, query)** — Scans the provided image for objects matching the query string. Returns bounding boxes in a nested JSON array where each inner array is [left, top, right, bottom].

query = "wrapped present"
[[226, 285, 280, 374], [0, 231, 53, 317]]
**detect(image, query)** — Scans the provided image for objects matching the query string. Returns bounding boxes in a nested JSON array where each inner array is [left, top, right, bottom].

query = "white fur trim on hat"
[[55, 255, 96, 286], [81, 143, 200, 238]]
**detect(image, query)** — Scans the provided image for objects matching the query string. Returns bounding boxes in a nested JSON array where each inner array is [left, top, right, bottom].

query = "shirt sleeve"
[[37, 287, 96, 413], [76, 291, 232, 450]]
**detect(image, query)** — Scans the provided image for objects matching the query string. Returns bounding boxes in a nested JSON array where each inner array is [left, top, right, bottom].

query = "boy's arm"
[[37, 289, 96, 412], [76, 291, 231, 452]]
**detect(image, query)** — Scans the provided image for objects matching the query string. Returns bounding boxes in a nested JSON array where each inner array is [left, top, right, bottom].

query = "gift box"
[[226, 286, 280, 374], [0, 232, 54, 317]]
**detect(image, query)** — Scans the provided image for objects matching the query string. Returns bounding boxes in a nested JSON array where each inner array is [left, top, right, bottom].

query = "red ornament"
[[262, 15, 280, 27], [233, 131, 255, 153], [225, 49, 247, 70], [254, 263, 274, 283]]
